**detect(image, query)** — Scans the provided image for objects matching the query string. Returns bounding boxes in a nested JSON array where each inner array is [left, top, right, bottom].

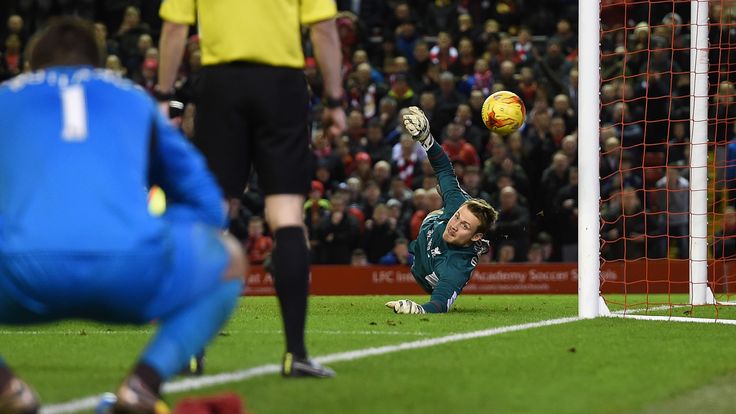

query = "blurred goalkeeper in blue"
[[0, 18, 244, 414], [385, 107, 497, 315]]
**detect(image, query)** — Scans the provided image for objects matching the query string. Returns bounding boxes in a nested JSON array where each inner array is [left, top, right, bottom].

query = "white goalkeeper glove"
[[403, 106, 434, 150], [385, 299, 426, 314]]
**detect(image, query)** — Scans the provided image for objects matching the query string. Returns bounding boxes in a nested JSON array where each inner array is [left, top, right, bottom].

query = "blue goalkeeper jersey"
[[0, 66, 225, 254], [409, 142, 489, 313]]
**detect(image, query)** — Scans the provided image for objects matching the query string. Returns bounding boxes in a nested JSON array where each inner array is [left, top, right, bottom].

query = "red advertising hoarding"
[[244, 261, 736, 296]]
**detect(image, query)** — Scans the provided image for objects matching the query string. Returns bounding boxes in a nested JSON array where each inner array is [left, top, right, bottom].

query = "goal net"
[[579, 0, 736, 321]]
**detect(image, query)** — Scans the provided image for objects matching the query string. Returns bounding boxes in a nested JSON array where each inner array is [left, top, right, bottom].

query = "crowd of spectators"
[[5, 1, 733, 264]]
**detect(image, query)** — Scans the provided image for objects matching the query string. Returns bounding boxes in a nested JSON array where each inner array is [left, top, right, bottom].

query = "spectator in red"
[[0, 34, 22, 80], [136, 57, 157, 93], [442, 122, 480, 167], [245, 216, 273, 265], [429, 32, 457, 71], [392, 134, 423, 187], [351, 151, 373, 183], [347, 63, 381, 119], [409, 188, 429, 240], [517, 66, 538, 108], [514, 27, 534, 63]]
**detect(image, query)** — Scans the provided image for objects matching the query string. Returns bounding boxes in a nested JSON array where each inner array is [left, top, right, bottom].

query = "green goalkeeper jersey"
[[409, 142, 490, 313]]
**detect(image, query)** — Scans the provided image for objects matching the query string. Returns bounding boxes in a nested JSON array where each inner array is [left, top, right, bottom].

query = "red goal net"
[[598, 0, 736, 315]]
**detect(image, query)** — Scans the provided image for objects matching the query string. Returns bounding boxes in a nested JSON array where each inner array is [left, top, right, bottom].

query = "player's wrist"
[[419, 134, 435, 151], [153, 85, 176, 102], [322, 95, 343, 109]]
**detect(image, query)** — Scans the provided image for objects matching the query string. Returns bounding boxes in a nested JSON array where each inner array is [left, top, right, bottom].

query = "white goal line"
[[610, 303, 736, 324]]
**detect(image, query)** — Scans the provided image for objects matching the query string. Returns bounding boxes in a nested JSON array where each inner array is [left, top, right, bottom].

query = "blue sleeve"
[[426, 141, 469, 214], [147, 106, 226, 228], [421, 259, 470, 313]]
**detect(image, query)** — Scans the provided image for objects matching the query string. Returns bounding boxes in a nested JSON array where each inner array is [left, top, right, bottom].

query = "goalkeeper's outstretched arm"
[[403, 107, 468, 212]]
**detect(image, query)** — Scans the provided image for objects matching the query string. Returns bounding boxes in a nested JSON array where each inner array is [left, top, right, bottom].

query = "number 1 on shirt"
[[61, 84, 88, 141]]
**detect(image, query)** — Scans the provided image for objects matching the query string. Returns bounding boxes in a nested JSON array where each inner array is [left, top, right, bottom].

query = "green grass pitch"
[[1, 295, 736, 414]]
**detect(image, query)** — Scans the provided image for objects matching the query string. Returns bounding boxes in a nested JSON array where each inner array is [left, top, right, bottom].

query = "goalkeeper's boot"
[[281, 352, 335, 378], [112, 375, 170, 414], [0, 377, 40, 414]]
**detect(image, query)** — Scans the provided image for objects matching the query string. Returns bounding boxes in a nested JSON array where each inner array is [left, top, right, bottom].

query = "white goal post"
[[577, 0, 735, 319], [577, 0, 603, 319]]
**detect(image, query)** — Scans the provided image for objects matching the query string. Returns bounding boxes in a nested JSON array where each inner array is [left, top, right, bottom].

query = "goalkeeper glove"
[[402, 106, 435, 150], [385, 299, 426, 314]]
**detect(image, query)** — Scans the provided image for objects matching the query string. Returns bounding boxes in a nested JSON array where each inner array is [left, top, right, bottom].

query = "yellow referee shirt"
[[160, 0, 337, 68]]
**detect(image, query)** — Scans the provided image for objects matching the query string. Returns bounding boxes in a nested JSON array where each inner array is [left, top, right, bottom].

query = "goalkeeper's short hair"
[[463, 198, 498, 236]]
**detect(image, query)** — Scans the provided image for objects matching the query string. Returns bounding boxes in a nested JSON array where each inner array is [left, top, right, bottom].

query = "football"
[[481, 91, 526, 135]]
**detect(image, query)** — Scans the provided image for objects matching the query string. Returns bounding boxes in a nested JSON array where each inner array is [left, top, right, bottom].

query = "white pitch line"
[[39, 316, 579, 414], [1, 329, 428, 336], [608, 313, 736, 325]]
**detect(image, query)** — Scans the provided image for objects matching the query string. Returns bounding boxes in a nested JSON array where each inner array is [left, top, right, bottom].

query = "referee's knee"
[[221, 233, 247, 282]]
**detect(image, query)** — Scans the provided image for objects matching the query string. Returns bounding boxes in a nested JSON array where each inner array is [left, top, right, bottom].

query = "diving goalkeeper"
[[386, 107, 498, 314]]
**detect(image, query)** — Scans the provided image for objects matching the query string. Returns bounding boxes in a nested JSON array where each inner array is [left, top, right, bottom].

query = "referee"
[[157, 1, 345, 378]]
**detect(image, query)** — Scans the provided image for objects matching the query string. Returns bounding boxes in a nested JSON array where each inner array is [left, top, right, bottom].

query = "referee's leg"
[[265, 196, 334, 378]]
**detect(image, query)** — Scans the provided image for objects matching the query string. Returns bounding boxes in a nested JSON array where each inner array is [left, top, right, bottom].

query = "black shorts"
[[194, 63, 312, 197]]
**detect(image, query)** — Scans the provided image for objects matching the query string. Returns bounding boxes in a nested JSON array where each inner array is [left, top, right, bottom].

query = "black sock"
[[272, 226, 309, 359], [0, 364, 13, 391], [133, 363, 162, 397]]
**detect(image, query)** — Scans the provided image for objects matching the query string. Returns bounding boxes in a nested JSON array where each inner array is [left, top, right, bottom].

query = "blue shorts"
[[0, 222, 229, 325]]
